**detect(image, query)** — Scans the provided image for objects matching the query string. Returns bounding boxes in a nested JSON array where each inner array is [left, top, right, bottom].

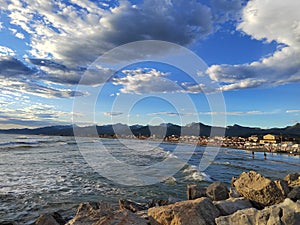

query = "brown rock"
[[34, 212, 66, 225], [65, 201, 113, 225], [233, 171, 284, 206], [213, 197, 253, 216], [94, 209, 148, 225], [206, 182, 229, 201], [274, 180, 291, 197], [148, 197, 220, 225], [119, 199, 147, 212], [187, 184, 206, 200], [284, 173, 300, 187]]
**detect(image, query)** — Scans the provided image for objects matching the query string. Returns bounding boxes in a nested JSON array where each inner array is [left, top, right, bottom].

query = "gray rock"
[[287, 187, 300, 202], [229, 187, 241, 198], [213, 197, 253, 216], [215, 198, 300, 225], [233, 171, 284, 206], [148, 197, 220, 225], [34, 212, 65, 225], [206, 182, 229, 201], [187, 184, 206, 200]]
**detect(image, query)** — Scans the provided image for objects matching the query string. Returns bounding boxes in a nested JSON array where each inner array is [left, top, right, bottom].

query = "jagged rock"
[[66, 201, 148, 225], [213, 197, 253, 216], [34, 212, 66, 225], [229, 187, 241, 198], [119, 199, 147, 212], [187, 184, 206, 200], [284, 173, 300, 187], [148, 197, 220, 225], [206, 182, 229, 201], [93, 209, 148, 225], [287, 187, 300, 202], [65, 201, 113, 225], [148, 199, 170, 208], [215, 198, 300, 225], [233, 171, 284, 206], [274, 180, 291, 197]]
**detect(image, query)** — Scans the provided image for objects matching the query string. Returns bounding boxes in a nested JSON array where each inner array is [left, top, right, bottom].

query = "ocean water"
[[0, 134, 299, 224]]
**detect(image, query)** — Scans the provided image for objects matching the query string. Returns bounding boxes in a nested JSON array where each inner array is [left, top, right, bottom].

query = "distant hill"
[[1, 123, 300, 139]]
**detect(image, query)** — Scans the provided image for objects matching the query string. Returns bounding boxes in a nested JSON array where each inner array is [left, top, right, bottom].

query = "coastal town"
[[109, 132, 297, 155], [163, 134, 300, 155]]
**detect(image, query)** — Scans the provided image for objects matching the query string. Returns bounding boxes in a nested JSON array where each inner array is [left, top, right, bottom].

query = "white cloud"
[[206, 0, 300, 91], [113, 68, 182, 94], [0, 46, 15, 56], [0, 100, 73, 126], [286, 110, 300, 113], [1, 0, 242, 68], [103, 112, 123, 117]]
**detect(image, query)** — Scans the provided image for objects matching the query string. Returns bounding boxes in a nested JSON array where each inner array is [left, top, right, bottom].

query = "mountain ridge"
[[1, 123, 300, 139]]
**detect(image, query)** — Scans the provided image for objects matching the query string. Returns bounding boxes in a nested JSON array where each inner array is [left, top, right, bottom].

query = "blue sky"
[[0, 0, 299, 129]]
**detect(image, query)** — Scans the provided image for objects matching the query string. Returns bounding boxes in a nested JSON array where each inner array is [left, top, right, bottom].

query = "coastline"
[[33, 170, 300, 225]]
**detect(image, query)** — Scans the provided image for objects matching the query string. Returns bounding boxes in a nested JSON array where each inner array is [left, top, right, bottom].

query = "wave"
[[182, 165, 212, 182]]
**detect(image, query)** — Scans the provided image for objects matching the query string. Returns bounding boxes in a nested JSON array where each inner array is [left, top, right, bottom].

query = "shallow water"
[[0, 134, 299, 224]]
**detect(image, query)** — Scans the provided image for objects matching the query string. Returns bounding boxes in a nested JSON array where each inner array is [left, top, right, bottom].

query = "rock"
[[147, 199, 170, 208], [66, 201, 148, 225], [274, 180, 291, 197], [215, 207, 258, 225], [206, 182, 229, 201], [65, 201, 113, 225], [287, 187, 300, 202], [119, 199, 147, 212], [284, 173, 300, 187], [213, 197, 253, 216], [229, 187, 241, 198], [233, 171, 284, 206], [215, 198, 300, 225], [187, 184, 206, 200], [34, 212, 66, 225], [93, 209, 148, 225], [148, 197, 220, 225]]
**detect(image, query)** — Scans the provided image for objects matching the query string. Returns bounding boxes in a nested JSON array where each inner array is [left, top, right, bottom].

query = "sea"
[[0, 134, 299, 224]]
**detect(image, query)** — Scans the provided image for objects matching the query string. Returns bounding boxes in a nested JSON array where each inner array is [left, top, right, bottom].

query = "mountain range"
[[1, 123, 300, 140]]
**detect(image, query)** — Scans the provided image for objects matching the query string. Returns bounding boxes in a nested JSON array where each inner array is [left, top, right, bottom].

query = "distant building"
[[248, 135, 258, 142], [259, 134, 278, 144]]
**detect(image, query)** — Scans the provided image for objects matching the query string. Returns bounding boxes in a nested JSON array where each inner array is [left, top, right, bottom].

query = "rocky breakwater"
[[34, 171, 300, 225]]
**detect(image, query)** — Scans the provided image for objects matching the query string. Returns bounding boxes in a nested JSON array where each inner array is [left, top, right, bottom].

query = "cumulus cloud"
[[112, 68, 183, 94], [0, 103, 72, 127], [0, 0, 219, 67], [206, 0, 300, 91]]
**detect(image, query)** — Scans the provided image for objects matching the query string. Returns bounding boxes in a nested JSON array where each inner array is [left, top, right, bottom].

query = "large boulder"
[[215, 198, 300, 225], [148, 197, 220, 225], [206, 182, 229, 201], [34, 212, 66, 225], [213, 197, 253, 216], [66, 201, 112, 225], [233, 171, 285, 206], [93, 209, 149, 225], [187, 184, 206, 200], [284, 173, 300, 187], [66, 201, 148, 225]]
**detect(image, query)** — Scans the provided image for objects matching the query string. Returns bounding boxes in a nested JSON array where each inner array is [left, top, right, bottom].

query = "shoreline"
[[32, 170, 300, 225]]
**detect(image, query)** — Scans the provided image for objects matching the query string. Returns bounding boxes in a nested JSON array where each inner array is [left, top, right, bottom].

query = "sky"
[[0, 0, 299, 129]]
